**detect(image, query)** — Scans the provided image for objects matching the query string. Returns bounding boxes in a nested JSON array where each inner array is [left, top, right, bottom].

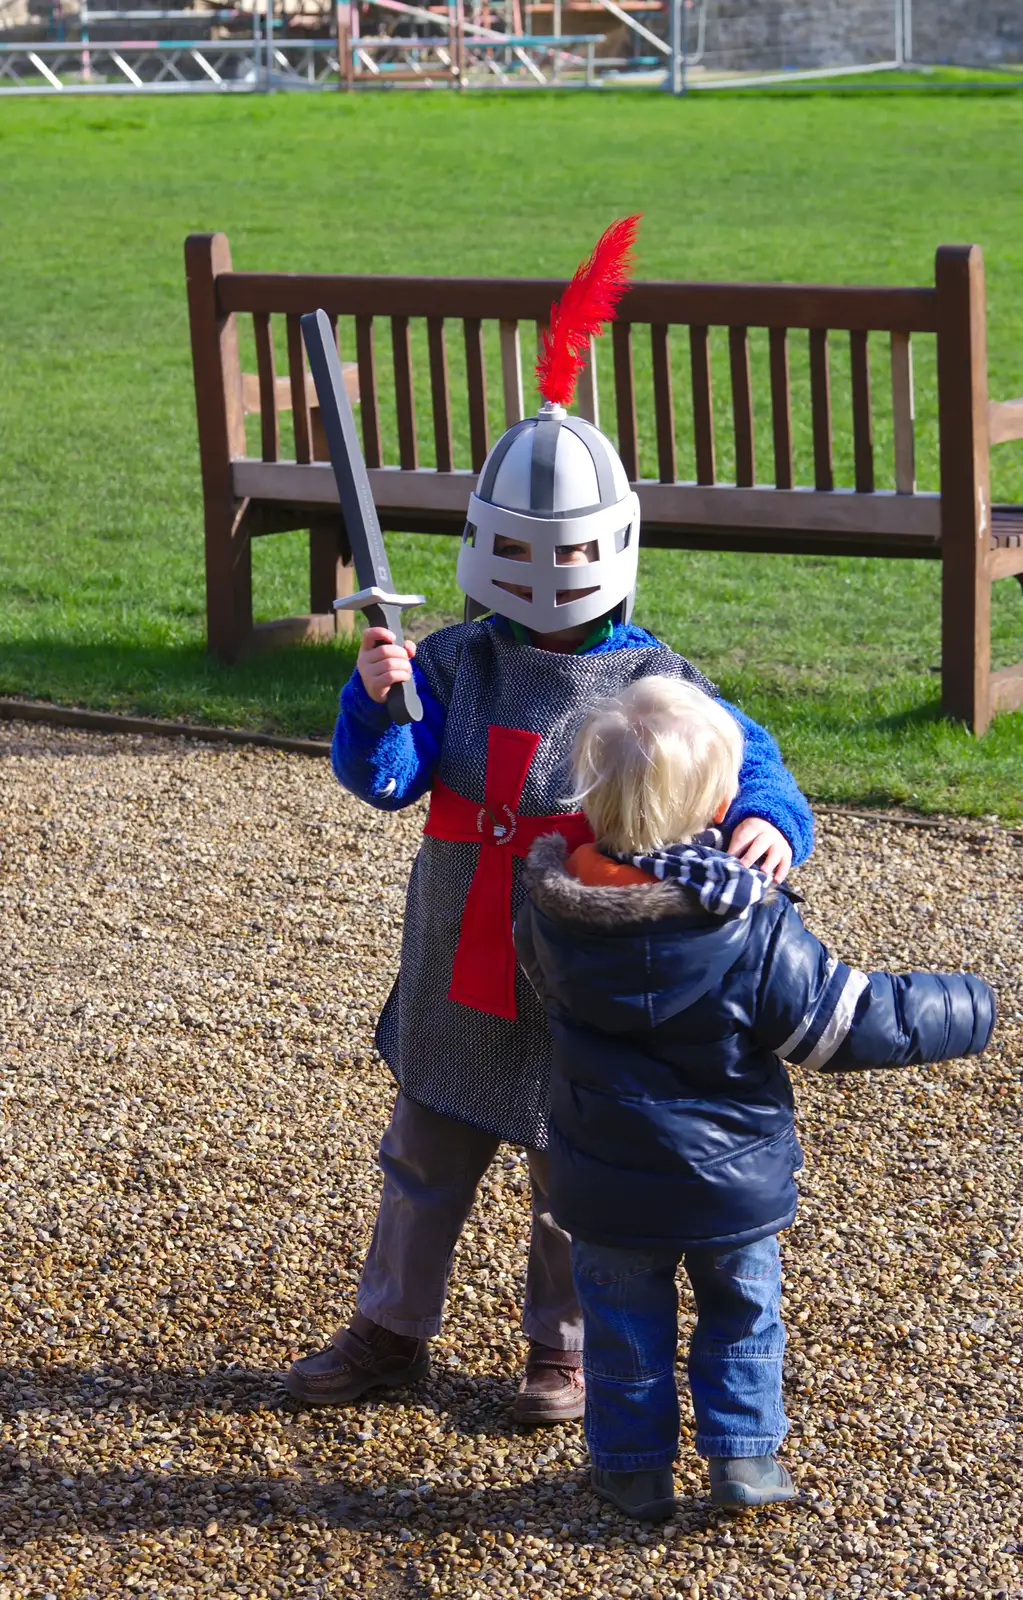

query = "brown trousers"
[[352, 1091, 583, 1350]]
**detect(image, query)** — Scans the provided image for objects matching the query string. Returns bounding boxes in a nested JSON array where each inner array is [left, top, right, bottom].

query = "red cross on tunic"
[[423, 724, 593, 1021]]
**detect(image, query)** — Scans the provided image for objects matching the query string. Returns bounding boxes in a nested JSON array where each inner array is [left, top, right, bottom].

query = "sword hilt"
[[334, 588, 425, 726]]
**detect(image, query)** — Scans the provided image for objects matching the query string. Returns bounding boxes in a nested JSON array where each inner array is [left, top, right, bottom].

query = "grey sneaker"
[[590, 1466, 676, 1522], [708, 1455, 797, 1511]]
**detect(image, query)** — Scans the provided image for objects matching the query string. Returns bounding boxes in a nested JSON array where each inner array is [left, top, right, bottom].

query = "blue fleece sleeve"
[[718, 700, 814, 865], [330, 663, 446, 810], [755, 900, 996, 1071]]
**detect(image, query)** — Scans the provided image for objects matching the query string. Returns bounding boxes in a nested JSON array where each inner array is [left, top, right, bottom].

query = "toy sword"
[[300, 308, 424, 725]]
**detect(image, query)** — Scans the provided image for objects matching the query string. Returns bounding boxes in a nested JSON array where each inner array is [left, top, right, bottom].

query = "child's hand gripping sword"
[[300, 308, 424, 726]]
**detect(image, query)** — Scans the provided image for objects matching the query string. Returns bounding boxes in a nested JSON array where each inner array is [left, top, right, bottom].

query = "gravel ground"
[[1, 718, 1021, 1600]]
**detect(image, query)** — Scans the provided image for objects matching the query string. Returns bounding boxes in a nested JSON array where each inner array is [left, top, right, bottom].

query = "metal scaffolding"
[[0, 0, 667, 90]]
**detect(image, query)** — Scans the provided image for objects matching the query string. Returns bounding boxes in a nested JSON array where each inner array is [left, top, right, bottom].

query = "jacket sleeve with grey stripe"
[[754, 899, 996, 1072]]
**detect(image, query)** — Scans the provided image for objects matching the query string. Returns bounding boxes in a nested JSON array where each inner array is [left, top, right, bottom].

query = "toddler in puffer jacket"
[[513, 677, 996, 1521]]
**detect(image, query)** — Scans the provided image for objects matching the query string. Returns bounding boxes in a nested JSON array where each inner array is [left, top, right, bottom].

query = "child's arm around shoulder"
[[331, 626, 447, 810], [633, 631, 813, 877], [717, 699, 814, 873], [753, 897, 996, 1072]]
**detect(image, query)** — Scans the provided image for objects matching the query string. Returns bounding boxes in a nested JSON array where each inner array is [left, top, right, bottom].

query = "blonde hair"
[[572, 677, 743, 854]]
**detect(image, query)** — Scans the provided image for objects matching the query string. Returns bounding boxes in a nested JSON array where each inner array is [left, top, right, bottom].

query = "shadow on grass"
[[0, 636, 361, 741]]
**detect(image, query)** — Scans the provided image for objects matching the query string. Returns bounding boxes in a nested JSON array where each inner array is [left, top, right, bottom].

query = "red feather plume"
[[536, 215, 641, 408]]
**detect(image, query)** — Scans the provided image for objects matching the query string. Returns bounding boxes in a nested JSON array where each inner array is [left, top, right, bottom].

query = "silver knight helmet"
[[456, 216, 643, 634]]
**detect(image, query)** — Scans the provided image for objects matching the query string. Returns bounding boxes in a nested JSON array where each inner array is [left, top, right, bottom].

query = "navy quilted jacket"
[[514, 835, 996, 1253]]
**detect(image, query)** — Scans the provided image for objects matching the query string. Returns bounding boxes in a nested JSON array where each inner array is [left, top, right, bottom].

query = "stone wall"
[[693, 0, 894, 72], [909, 0, 1023, 66], [690, 0, 1023, 73]]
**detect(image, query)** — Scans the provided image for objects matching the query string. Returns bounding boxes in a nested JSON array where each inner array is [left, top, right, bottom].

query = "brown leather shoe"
[[511, 1341, 585, 1425], [285, 1312, 430, 1407]]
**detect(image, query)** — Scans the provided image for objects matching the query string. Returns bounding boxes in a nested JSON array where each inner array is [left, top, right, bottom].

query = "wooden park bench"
[[185, 232, 1023, 736]]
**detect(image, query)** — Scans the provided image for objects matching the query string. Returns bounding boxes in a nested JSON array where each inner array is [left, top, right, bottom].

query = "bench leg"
[[206, 501, 253, 663], [941, 540, 992, 735], [310, 516, 354, 636], [935, 244, 993, 736], [186, 232, 250, 663]]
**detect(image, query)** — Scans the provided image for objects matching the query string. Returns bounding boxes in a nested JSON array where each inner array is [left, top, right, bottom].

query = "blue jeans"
[[571, 1234, 788, 1470]]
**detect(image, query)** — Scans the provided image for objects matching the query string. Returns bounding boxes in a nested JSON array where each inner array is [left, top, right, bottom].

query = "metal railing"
[[0, 28, 622, 90], [0, 37, 337, 90]]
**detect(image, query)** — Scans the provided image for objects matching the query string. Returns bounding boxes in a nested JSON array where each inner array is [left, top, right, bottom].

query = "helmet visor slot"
[[555, 540, 599, 565], [492, 535, 533, 563], [555, 585, 600, 608]]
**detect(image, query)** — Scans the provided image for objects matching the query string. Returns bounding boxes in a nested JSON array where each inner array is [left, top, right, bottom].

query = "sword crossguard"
[[333, 587, 426, 614]]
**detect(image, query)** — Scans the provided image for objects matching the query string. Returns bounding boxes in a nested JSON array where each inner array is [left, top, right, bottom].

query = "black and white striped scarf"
[[607, 828, 773, 918]]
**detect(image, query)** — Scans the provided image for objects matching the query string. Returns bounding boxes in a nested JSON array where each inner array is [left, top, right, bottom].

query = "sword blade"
[[300, 309, 394, 597], [301, 309, 423, 726]]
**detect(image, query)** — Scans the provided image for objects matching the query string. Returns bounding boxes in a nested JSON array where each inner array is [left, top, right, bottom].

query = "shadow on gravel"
[[0, 734, 138, 760], [0, 1361, 288, 1418], [0, 1363, 541, 1439], [0, 1364, 727, 1545], [0, 1458, 724, 1543]]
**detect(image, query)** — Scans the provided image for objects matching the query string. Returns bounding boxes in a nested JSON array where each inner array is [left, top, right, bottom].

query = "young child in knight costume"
[[514, 677, 996, 1518], [287, 218, 816, 1422]]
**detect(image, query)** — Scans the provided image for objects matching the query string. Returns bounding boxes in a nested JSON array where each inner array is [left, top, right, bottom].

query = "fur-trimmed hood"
[[523, 831, 776, 930], [522, 831, 706, 928], [517, 832, 763, 1032]]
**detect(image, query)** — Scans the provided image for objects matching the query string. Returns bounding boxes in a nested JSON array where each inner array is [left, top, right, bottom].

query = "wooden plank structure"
[[185, 233, 1023, 736]]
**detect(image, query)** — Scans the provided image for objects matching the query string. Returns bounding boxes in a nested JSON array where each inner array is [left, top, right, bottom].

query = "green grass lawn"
[[1, 89, 1022, 816]]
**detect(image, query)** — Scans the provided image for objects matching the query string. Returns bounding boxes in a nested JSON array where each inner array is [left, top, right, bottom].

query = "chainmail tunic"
[[375, 620, 715, 1150]]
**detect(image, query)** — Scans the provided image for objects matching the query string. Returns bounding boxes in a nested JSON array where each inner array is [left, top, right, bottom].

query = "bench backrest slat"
[[688, 325, 716, 486], [890, 331, 916, 494], [285, 314, 312, 465], [354, 314, 383, 469], [611, 320, 638, 483], [728, 325, 755, 488], [464, 317, 490, 472], [809, 327, 834, 493], [427, 316, 454, 474], [499, 318, 525, 429], [576, 335, 600, 427], [768, 328, 793, 491], [850, 329, 875, 495], [392, 314, 418, 471], [650, 324, 676, 485], [252, 310, 278, 463]]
